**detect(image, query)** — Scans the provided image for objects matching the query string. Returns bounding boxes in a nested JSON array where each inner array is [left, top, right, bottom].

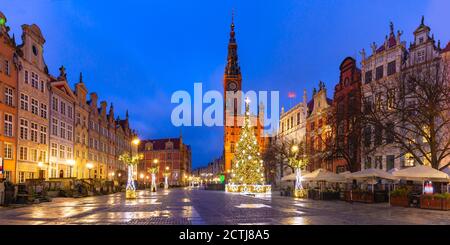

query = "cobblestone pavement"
[[0, 188, 449, 225]]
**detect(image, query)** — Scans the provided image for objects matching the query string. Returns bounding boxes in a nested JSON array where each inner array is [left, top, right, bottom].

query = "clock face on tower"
[[227, 81, 238, 91]]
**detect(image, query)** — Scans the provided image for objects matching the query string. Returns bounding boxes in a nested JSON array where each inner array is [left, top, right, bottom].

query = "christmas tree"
[[229, 98, 265, 186]]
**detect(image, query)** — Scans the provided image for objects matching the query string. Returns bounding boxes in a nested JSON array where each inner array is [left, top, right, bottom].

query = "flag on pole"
[[288, 91, 296, 98]]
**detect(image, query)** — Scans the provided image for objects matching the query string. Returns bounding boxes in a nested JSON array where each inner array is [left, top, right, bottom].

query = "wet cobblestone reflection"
[[0, 189, 449, 225]]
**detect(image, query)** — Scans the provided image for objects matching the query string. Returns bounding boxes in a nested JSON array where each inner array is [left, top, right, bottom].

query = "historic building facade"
[[359, 19, 445, 171], [222, 19, 265, 176], [16, 24, 51, 183], [277, 90, 308, 145], [48, 67, 76, 178], [139, 135, 192, 186], [360, 22, 406, 171], [0, 12, 18, 182], [331, 57, 362, 173], [305, 82, 333, 172], [73, 74, 89, 178]]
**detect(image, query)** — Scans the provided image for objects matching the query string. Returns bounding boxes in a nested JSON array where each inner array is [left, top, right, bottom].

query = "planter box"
[[443, 199, 450, 211], [390, 196, 409, 207], [420, 196, 443, 210]]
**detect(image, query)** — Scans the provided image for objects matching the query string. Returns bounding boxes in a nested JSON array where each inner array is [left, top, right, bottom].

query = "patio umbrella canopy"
[[302, 169, 346, 182], [348, 168, 397, 180], [281, 170, 310, 181], [392, 165, 450, 182]]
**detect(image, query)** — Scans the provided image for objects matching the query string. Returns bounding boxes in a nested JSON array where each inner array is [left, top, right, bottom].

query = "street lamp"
[[86, 162, 94, 179], [37, 161, 45, 179], [66, 159, 75, 178], [132, 137, 141, 146]]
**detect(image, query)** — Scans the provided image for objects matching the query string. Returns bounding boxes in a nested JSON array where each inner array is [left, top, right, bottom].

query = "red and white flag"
[[288, 91, 296, 98]]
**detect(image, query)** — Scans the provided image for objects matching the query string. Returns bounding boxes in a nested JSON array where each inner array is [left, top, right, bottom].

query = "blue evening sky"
[[2, 0, 450, 168]]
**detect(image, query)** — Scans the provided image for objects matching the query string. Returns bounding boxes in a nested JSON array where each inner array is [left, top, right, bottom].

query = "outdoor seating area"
[[280, 166, 450, 210]]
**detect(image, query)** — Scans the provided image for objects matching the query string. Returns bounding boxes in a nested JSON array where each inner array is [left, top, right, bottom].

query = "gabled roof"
[[50, 80, 76, 101]]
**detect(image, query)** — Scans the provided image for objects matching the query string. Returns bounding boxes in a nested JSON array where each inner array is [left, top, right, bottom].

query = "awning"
[[348, 168, 397, 180], [392, 165, 450, 182], [302, 168, 347, 182]]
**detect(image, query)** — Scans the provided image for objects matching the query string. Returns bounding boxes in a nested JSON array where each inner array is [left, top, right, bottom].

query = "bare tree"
[[263, 139, 309, 182], [320, 101, 364, 172], [362, 60, 450, 170]]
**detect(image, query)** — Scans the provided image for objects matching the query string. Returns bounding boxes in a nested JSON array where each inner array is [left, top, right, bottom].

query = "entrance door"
[[59, 170, 64, 178]]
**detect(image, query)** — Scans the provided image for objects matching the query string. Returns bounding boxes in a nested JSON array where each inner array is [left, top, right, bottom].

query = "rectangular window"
[[4, 87, 13, 106], [375, 156, 383, 169], [40, 126, 47, 144], [31, 149, 38, 162], [59, 145, 65, 159], [40, 80, 45, 93], [375, 66, 384, 80], [417, 50, 425, 63], [31, 72, 39, 89], [39, 151, 46, 162], [20, 118, 29, 140], [51, 143, 58, 157], [52, 118, 58, 136], [4, 143, 13, 159], [67, 147, 73, 160], [20, 93, 29, 111], [387, 61, 396, 76], [365, 157, 372, 169], [4, 113, 13, 137], [365, 70, 372, 83], [68, 106, 73, 119], [19, 147, 28, 161], [67, 125, 73, 141], [31, 98, 39, 115], [374, 125, 383, 146], [30, 122, 38, 142], [40, 103, 47, 119], [24, 70, 29, 84], [52, 97, 58, 111], [76, 113, 81, 125], [60, 121, 66, 139], [4, 60, 10, 75], [19, 172, 25, 183], [386, 123, 394, 144], [386, 155, 395, 171], [60, 101, 66, 115]]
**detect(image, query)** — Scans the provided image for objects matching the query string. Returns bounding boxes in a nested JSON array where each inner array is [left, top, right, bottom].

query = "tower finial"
[[231, 8, 235, 30], [79, 72, 83, 83], [421, 15, 424, 25], [390, 21, 394, 34]]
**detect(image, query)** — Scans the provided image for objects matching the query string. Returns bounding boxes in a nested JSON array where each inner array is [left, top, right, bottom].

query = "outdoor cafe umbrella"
[[347, 168, 397, 203], [302, 168, 346, 183], [392, 165, 449, 182], [281, 170, 310, 182], [392, 165, 449, 194]]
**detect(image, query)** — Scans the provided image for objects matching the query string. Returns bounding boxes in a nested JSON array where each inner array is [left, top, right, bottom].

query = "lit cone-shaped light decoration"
[[226, 98, 271, 194]]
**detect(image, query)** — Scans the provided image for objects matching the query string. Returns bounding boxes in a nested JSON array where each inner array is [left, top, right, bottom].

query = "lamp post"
[[86, 162, 94, 179], [164, 166, 170, 189], [37, 161, 45, 179], [66, 159, 75, 178]]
